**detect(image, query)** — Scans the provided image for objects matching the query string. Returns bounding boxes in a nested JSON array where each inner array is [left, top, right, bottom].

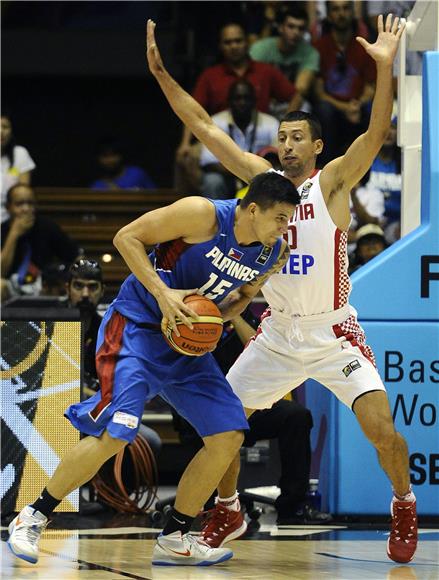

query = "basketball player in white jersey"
[[147, 15, 417, 564]]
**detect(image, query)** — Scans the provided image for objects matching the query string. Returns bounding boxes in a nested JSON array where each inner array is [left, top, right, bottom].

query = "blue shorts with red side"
[[65, 307, 248, 442]]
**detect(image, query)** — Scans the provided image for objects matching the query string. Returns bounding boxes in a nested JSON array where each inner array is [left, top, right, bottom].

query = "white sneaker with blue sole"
[[7, 505, 48, 564], [152, 531, 233, 566]]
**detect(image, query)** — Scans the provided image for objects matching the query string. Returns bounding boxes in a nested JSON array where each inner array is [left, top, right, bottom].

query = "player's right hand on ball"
[[157, 288, 199, 336]]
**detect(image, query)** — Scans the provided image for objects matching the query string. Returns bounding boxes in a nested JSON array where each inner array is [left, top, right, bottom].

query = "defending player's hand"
[[157, 288, 200, 336], [146, 19, 166, 78], [356, 14, 405, 65]]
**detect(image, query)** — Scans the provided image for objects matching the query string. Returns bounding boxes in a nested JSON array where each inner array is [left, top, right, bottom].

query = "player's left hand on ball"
[[157, 288, 199, 336]]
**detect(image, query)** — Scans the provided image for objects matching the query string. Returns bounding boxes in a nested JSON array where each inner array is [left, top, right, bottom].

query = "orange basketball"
[[164, 295, 223, 356]]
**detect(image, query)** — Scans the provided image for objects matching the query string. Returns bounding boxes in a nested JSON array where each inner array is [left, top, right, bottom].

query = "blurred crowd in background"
[[2, 1, 417, 302]]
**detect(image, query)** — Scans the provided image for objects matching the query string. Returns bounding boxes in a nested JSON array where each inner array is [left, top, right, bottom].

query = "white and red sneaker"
[[200, 503, 247, 548], [152, 531, 233, 566], [387, 496, 418, 563]]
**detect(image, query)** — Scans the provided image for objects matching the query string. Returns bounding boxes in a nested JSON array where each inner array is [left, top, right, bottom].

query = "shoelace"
[[200, 507, 230, 539], [181, 533, 212, 553], [16, 520, 47, 544], [391, 504, 417, 543]]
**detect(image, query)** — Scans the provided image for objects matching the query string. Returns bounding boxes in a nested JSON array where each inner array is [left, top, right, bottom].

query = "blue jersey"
[[112, 199, 282, 324]]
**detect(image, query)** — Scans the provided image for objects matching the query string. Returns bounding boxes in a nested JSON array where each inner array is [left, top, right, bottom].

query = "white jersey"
[[263, 169, 351, 317]]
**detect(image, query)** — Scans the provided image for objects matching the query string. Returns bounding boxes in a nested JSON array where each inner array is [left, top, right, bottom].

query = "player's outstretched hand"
[[356, 14, 405, 66], [157, 288, 200, 336], [146, 19, 166, 78]]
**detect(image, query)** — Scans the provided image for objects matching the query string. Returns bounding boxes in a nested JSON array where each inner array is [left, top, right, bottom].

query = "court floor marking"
[[39, 546, 152, 580]]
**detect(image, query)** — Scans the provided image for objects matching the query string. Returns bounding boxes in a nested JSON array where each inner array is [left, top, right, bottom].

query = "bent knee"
[[204, 430, 244, 452], [101, 430, 128, 454]]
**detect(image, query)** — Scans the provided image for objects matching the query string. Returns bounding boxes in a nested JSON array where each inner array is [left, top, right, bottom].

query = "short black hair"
[[278, 6, 309, 25], [279, 110, 322, 141], [240, 172, 300, 210], [67, 259, 103, 283], [6, 183, 33, 206]]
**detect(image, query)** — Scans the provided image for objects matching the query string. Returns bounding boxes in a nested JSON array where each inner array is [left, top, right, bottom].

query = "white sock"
[[217, 492, 240, 512], [393, 486, 416, 502]]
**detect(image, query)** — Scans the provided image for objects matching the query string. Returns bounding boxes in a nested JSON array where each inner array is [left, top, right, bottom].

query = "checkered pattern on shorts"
[[333, 315, 377, 367]]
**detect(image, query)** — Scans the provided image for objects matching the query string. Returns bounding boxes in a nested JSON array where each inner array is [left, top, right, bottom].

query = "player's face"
[[68, 277, 103, 307], [220, 25, 247, 63], [278, 121, 322, 177], [254, 202, 295, 246], [279, 16, 307, 48]]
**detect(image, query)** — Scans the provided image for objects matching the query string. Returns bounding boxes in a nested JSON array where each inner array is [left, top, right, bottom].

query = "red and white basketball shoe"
[[200, 503, 247, 548], [387, 496, 418, 563]]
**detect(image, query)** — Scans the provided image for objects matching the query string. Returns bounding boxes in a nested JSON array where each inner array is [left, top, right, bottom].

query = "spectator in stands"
[[367, 117, 402, 243], [308, 1, 369, 43], [313, 1, 376, 165], [90, 138, 156, 190], [173, 307, 332, 525], [244, 1, 288, 46], [0, 184, 79, 301], [250, 6, 320, 112], [348, 118, 401, 248], [177, 22, 296, 161], [1, 111, 36, 222], [199, 79, 278, 199], [348, 181, 384, 254], [349, 223, 387, 274], [65, 259, 106, 390]]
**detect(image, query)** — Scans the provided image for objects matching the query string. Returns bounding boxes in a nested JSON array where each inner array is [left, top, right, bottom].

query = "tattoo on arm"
[[247, 243, 290, 289]]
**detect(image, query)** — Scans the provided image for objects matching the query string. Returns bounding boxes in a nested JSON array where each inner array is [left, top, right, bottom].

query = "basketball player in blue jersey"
[[146, 16, 418, 565], [7, 172, 300, 567]]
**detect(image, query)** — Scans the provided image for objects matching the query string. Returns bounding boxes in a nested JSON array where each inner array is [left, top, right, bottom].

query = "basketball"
[[164, 294, 223, 356]]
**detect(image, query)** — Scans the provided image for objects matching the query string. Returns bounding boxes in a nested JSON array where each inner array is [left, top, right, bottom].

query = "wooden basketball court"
[[2, 513, 438, 579]]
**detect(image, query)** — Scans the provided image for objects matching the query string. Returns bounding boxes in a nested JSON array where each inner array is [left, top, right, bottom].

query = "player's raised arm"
[[146, 20, 269, 184], [113, 197, 216, 333], [321, 14, 405, 194]]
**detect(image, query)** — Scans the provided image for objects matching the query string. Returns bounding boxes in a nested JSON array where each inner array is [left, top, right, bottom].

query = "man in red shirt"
[[177, 22, 297, 162], [314, 1, 376, 165]]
